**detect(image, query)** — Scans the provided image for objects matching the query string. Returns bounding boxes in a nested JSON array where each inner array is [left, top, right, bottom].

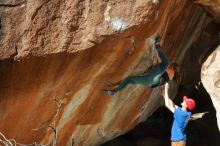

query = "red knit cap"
[[183, 96, 195, 110]]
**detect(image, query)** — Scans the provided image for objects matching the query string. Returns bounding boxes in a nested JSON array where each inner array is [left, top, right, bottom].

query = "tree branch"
[[32, 96, 62, 146], [0, 97, 62, 146]]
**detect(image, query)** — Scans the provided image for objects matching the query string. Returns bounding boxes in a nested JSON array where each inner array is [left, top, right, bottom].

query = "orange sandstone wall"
[[0, 0, 208, 145]]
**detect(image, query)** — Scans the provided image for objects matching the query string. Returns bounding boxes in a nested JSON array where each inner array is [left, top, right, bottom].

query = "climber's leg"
[[115, 76, 138, 91], [115, 72, 160, 91], [100, 76, 145, 96]]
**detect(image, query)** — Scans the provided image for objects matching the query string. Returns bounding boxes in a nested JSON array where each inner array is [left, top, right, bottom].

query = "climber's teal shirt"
[[115, 47, 170, 91], [171, 107, 191, 141]]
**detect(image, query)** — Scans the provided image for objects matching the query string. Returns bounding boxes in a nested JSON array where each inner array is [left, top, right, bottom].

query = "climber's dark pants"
[[115, 64, 163, 91], [115, 47, 170, 91]]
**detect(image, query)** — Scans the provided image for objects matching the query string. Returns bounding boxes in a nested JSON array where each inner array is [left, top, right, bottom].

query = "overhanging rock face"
[[0, 0, 214, 145], [202, 46, 220, 130]]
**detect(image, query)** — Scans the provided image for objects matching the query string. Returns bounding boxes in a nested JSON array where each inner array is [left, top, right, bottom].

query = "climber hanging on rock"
[[100, 36, 181, 96]]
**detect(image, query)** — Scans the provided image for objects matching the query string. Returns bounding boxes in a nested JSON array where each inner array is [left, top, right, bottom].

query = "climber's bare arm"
[[189, 112, 209, 121], [164, 83, 178, 113]]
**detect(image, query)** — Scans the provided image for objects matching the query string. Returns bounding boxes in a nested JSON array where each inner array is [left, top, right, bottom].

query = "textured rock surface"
[[202, 46, 220, 129], [0, 0, 219, 146], [0, 0, 162, 60], [101, 17, 220, 146]]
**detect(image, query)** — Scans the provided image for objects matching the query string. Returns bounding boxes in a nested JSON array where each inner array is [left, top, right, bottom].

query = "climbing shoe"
[[148, 37, 156, 46], [100, 90, 117, 97], [147, 35, 160, 46]]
